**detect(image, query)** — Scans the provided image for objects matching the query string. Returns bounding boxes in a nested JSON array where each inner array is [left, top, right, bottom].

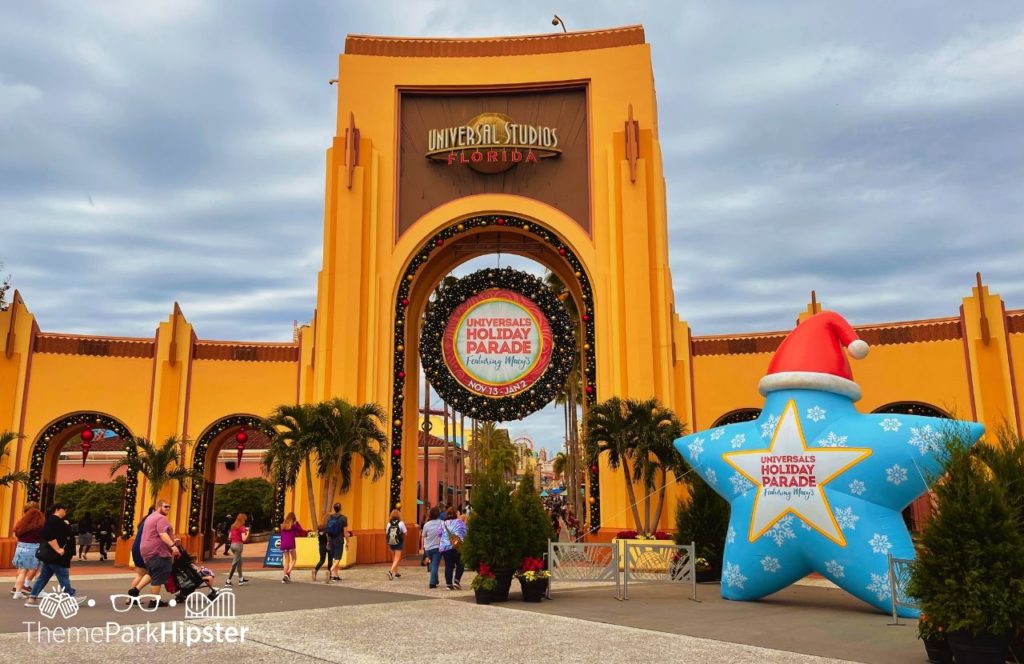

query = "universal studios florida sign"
[[425, 112, 561, 173]]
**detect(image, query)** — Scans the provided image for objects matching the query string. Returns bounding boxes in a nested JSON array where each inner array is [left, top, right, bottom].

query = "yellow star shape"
[[723, 400, 871, 546]]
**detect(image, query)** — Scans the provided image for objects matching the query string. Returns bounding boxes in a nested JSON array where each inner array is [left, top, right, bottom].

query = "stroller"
[[168, 543, 216, 603]]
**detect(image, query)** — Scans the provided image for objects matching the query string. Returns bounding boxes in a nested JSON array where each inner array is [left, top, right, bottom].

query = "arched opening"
[[27, 411, 139, 564], [392, 213, 600, 533], [872, 401, 950, 531], [187, 415, 282, 561], [711, 408, 763, 428]]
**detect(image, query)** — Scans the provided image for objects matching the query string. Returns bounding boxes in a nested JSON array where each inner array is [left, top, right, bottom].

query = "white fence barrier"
[[547, 540, 698, 601]]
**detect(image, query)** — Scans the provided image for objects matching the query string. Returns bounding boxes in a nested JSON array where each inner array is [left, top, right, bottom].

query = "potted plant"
[[694, 557, 717, 583], [906, 428, 1024, 664], [462, 467, 524, 602], [516, 557, 551, 602], [917, 615, 952, 664], [471, 563, 497, 605]]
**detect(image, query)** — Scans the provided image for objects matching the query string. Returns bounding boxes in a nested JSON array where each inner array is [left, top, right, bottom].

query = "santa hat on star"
[[758, 311, 870, 401]]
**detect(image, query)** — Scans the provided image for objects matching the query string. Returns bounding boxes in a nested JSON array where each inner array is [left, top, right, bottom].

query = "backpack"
[[386, 519, 403, 547], [326, 515, 343, 538]]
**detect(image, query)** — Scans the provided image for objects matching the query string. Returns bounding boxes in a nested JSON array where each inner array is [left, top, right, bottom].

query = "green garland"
[[419, 267, 574, 422]]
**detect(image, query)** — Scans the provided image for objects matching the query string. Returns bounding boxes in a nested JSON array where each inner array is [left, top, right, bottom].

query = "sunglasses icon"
[[110, 594, 162, 612]]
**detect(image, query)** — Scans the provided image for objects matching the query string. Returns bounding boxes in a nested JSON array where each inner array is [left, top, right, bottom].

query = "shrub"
[[513, 474, 554, 559], [907, 428, 1024, 636], [214, 478, 275, 531], [674, 474, 730, 571], [462, 469, 524, 570]]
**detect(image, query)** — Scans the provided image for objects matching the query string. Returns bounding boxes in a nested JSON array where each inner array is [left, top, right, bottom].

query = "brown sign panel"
[[397, 86, 589, 238]]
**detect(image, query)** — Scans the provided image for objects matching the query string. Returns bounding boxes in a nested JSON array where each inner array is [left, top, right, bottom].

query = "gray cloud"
[[2, 1, 1022, 453]]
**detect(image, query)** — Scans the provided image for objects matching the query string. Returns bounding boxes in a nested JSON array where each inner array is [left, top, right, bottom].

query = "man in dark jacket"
[[218, 514, 233, 555], [97, 511, 116, 561], [25, 503, 87, 607]]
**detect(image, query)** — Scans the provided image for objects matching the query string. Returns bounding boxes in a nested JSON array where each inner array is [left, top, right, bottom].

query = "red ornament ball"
[[585, 385, 595, 395], [401, 298, 409, 307], [558, 247, 566, 256], [80, 429, 94, 443], [496, 218, 506, 226], [435, 238, 444, 246], [582, 314, 590, 322], [398, 371, 406, 379], [392, 449, 401, 457], [591, 464, 599, 474], [235, 431, 248, 444]]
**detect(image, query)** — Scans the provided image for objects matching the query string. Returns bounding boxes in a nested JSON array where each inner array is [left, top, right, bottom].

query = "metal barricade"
[[887, 553, 917, 625], [547, 541, 619, 599], [621, 540, 697, 601]]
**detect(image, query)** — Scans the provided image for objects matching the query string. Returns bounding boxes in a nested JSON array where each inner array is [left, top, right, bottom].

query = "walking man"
[[326, 503, 349, 582], [140, 500, 178, 609]]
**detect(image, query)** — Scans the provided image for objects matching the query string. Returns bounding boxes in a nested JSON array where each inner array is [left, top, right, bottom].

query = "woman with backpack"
[[438, 506, 467, 590], [279, 512, 307, 583], [385, 509, 407, 580]]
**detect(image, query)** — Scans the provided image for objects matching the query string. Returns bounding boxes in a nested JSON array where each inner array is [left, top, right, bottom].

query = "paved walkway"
[[0, 564, 924, 663]]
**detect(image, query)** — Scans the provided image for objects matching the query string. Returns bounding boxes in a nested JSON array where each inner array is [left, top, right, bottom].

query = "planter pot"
[[922, 637, 952, 664], [947, 631, 1008, 664], [491, 568, 514, 603], [474, 587, 493, 605], [518, 577, 548, 602], [695, 569, 720, 583]]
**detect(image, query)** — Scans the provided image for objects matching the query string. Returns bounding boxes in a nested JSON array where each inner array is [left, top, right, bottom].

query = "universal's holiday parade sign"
[[674, 311, 984, 616], [421, 268, 574, 422], [442, 289, 553, 398]]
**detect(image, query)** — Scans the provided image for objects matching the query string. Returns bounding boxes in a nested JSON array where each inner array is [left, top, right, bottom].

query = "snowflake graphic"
[[825, 560, 845, 578], [730, 472, 753, 495], [710, 428, 725, 441], [908, 424, 942, 456], [760, 414, 780, 439], [886, 464, 908, 486], [880, 418, 902, 432], [723, 562, 748, 589], [867, 572, 892, 601], [869, 533, 892, 555], [836, 506, 859, 531], [726, 525, 736, 545], [761, 556, 781, 573], [705, 469, 718, 486], [765, 515, 798, 547], [848, 479, 866, 496], [806, 406, 827, 422], [730, 434, 746, 449], [688, 437, 705, 462], [818, 432, 848, 447]]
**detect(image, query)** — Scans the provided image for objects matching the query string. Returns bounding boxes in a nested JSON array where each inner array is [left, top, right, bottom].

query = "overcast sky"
[[3, 1, 1023, 452]]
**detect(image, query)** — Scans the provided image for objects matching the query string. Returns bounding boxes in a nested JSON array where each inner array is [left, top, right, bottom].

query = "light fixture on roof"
[[551, 15, 567, 33]]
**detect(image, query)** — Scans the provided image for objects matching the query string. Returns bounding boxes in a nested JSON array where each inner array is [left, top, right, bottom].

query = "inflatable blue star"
[[674, 312, 984, 616]]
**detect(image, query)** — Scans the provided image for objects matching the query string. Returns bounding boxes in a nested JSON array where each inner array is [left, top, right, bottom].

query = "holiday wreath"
[[419, 267, 575, 422]]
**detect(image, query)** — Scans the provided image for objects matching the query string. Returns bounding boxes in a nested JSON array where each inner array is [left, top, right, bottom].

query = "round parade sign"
[[443, 289, 553, 398], [420, 268, 575, 421]]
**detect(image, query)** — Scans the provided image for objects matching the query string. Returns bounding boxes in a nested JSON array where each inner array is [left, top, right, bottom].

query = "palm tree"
[[628, 398, 686, 533], [471, 421, 517, 481], [585, 397, 643, 530], [317, 398, 388, 520], [110, 435, 203, 502], [264, 403, 326, 528], [551, 450, 568, 485], [545, 271, 584, 519], [585, 398, 686, 534], [0, 431, 29, 487]]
